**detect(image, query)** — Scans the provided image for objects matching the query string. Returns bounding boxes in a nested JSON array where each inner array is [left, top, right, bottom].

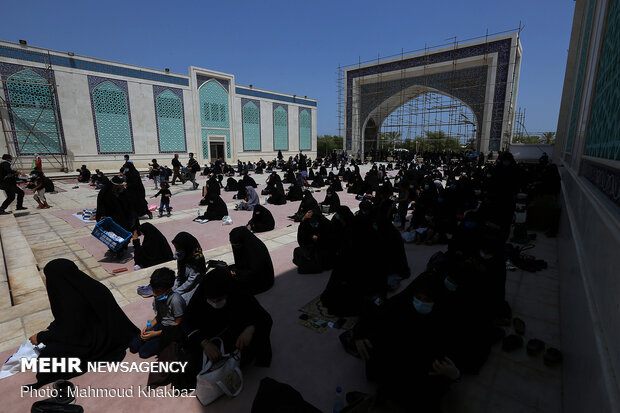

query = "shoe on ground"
[[0, 209, 10, 215], [167, 212, 171, 217], [15, 206, 27, 210], [137, 285, 153, 298]]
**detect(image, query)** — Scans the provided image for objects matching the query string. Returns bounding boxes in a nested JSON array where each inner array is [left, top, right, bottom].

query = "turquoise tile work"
[[6, 69, 64, 154], [92, 81, 133, 154], [299, 108, 311, 150], [156, 89, 186, 152], [566, 0, 596, 153], [585, 1, 620, 161], [199, 80, 229, 129], [273, 104, 288, 150], [242, 101, 261, 151], [201, 129, 231, 159]]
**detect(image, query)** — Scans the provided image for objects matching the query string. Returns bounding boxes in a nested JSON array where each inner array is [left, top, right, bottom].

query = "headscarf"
[[134, 223, 173, 267], [171, 232, 206, 283], [36, 259, 139, 386], [248, 204, 275, 233], [229, 226, 274, 294], [245, 186, 260, 210]]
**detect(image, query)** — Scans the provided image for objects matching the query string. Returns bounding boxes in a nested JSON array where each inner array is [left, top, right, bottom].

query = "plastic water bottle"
[[333, 386, 344, 413], [146, 320, 151, 329], [197, 209, 201, 218]]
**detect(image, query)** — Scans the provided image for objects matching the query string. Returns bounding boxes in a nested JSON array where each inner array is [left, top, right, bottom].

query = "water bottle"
[[333, 386, 344, 413], [146, 320, 151, 329], [197, 209, 201, 218]]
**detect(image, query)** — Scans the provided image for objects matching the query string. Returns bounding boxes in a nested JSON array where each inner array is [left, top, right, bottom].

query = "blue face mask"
[[450, 184, 456, 189], [464, 221, 477, 229], [444, 278, 457, 292], [413, 298, 434, 315], [424, 185, 430, 190]]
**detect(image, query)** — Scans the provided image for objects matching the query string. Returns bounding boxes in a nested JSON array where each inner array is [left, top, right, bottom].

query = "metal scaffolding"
[[337, 26, 523, 159], [0, 50, 67, 172]]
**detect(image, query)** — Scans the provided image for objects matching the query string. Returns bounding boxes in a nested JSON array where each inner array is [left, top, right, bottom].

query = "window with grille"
[[92, 81, 133, 153], [299, 109, 311, 150], [243, 101, 261, 151], [156, 89, 186, 152], [6, 69, 64, 154], [273, 105, 288, 150]]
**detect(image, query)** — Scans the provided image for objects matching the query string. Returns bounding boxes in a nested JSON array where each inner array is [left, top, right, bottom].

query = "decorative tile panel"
[[273, 103, 288, 150], [582, 159, 620, 209], [197, 75, 229, 92], [0, 45, 188, 86], [199, 80, 230, 129], [88, 76, 134, 154], [242, 98, 261, 151], [566, 0, 597, 153], [585, 0, 620, 160], [2, 67, 65, 155], [299, 108, 312, 150], [153, 86, 186, 153], [345, 38, 513, 150], [235, 87, 317, 107]]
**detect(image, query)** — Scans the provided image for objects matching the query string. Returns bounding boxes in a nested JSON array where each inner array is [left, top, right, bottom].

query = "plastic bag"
[[0, 339, 45, 380], [222, 216, 233, 225]]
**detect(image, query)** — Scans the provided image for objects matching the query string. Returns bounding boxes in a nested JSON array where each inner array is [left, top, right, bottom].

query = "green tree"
[[317, 135, 343, 157], [541, 132, 556, 144], [512, 133, 541, 144]]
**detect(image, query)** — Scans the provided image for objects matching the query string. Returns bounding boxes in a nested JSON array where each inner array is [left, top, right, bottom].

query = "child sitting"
[[151, 182, 172, 217], [129, 268, 185, 359]]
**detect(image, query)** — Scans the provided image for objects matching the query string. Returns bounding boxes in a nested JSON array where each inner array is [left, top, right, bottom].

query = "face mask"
[[30, 174, 36, 178], [450, 184, 456, 189], [372, 223, 379, 231], [333, 213, 339, 220], [124, 169, 129, 174], [207, 299, 226, 309], [413, 297, 434, 315], [486, 174, 492, 179], [189, 155, 193, 159], [438, 197, 444, 203], [174, 250, 185, 261], [502, 161, 511, 167], [424, 215, 432, 221], [424, 185, 430, 190], [444, 278, 457, 292], [464, 221, 477, 229]]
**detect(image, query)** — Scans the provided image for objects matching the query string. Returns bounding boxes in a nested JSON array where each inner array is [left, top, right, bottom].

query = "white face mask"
[[207, 298, 226, 309]]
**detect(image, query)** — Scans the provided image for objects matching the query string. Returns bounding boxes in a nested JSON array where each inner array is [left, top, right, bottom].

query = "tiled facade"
[[0, 41, 317, 169]]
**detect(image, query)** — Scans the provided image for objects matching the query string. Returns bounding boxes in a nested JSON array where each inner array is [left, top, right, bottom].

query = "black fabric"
[[133, 222, 173, 268], [293, 212, 334, 274], [229, 226, 274, 295], [34, 259, 139, 387], [251, 377, 321, 413], [320, 189, 341, 213], [95, 183, 137, 232], [225, 177, 239, 191], [171, 232, 206, 284], [202, 194, 228, 220], [123, 162, 149, 217], [286, 184, 303, 201], [248, 204, 275, 233]]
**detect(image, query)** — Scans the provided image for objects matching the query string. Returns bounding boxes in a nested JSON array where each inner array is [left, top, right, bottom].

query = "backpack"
[[43, 177, 54, 192]]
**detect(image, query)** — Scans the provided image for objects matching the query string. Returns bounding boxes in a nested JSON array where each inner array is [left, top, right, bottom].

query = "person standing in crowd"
[[171, 153, 186, 185], [124, 154, 133, 164], [149, 159, 162, 190], [187, 152, 200, 190], [0, 154, 26, 214], [150, 181, 172, 217], [32, 153, 42, 172]]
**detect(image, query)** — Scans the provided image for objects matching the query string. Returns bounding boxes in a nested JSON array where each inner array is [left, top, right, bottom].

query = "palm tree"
[[541, 132, 556, 144]]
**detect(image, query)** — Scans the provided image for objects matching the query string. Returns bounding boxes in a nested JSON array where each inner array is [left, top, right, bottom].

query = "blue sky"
[[1, 0, 575, 136]]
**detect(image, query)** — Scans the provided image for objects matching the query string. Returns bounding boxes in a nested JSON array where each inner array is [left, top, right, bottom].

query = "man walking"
[[0, 154, 27, 214], [187, 153, 200, 190], [171, 154, 186, 185]]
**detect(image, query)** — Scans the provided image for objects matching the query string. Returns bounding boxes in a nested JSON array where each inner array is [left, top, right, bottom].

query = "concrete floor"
[[0, 165, 562, 412]]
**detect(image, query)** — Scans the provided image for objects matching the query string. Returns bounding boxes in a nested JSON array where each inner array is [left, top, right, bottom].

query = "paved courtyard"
[[0, 165, 562, 412]]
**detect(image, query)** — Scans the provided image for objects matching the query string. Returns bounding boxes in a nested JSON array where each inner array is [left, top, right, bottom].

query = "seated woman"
[[199, 174, 221, 205], [293, 209, 334, 274], [286, 182, 304, 202], [247, 204, 275, 233], [266, 179, 287, 205], [199, 193, 228, 221], [180, 268, 272, 388], [229, 226, 275, 294], [237, 185, 260, 211], [310, 174, 326, 188], [28, 259, 139, 388], [291, 190, 320, 221], [320, 187, 340, 214], [328, 172, 343, 192], [239, 172, 258, 188], [132, 222, 173, 270], [171, 232, 206, 303], [352, 275, 462, 411], [224, 177, 239, 192]]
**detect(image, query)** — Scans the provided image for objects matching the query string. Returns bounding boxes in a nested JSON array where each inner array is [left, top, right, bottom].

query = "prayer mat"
[[298, 295, 357, 333]]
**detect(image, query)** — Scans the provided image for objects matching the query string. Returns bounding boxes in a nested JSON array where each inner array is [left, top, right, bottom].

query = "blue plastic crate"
[[91, 217, 132, 252]]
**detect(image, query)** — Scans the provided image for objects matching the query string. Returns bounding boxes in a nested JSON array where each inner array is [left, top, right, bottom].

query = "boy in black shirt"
[[151, 182, 172, 217]]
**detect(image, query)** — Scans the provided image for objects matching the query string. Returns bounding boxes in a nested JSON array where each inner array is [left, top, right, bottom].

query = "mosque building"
[[0, 40, 317, 171]]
